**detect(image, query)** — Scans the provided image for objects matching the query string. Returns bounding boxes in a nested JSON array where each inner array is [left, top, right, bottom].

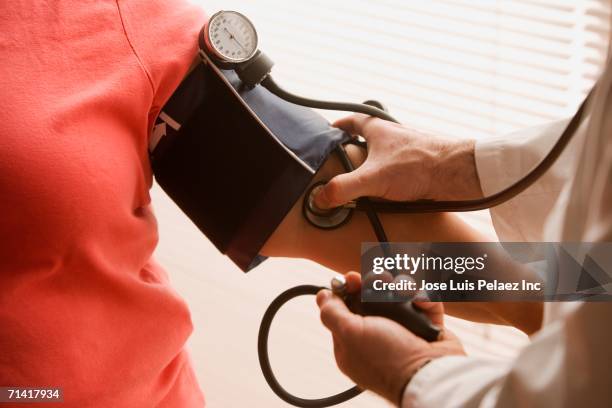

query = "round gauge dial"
[[205, 11, 258, 64]]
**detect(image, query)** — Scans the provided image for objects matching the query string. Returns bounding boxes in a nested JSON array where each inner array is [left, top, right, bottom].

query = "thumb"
[[314, 168, 373, 209]]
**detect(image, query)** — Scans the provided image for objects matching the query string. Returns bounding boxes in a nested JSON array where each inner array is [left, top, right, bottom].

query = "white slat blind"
[[197, 0, 610, 140]]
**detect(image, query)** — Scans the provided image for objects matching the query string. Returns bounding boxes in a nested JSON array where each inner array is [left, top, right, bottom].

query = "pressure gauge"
[[203, 11, 258, 66]]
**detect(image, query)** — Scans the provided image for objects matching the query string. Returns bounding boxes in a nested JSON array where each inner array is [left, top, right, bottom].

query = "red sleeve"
[[118, 0, 207, 128]]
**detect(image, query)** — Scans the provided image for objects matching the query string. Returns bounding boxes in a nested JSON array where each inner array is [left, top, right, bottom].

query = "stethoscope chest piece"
[[303, 181, 354, 230]]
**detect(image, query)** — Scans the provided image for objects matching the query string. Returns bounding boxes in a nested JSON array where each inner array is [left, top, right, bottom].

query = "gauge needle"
[[224, 27, 246, 51]]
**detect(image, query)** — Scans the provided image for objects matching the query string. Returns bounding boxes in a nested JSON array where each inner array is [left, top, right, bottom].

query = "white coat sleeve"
[[473, 119, 575, 241], [401, 356, 511, 408], [402, 302, 612, 408], [401, 109, 612, 408]]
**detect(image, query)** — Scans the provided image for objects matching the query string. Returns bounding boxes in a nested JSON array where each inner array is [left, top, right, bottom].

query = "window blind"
[[197, 0, 610, 140]]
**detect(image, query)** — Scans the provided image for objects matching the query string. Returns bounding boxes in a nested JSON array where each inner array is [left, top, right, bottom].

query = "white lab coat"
[[402, 42, 612, 408]]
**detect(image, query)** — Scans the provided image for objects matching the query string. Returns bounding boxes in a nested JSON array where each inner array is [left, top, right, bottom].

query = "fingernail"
[[316, 289, 331, 307], [314, 187, 331, 209]]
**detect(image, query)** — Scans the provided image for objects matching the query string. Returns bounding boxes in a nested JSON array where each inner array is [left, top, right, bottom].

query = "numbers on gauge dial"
[[209, 12, 257, 62]]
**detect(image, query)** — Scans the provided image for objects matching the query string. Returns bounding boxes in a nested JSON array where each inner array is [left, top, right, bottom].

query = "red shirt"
[[0, 1, 206, 406]]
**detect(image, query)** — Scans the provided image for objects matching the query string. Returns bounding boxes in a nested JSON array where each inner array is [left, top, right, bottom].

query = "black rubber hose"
[[258, 285, 363, 407], [261, 76, 400, 124], [335, 145, 388, 244], [261, 76, 593, 214]]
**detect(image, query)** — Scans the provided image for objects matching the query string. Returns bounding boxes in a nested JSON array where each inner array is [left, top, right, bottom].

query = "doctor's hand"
[[314, 114, 483, 209], [316, 272, 465, 405]]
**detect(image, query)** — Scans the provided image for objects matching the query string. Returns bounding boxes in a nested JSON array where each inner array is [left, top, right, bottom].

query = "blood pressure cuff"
[[149, 61, 349, 271]]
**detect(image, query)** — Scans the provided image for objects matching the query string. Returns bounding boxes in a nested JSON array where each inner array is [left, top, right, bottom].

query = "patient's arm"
[[262, 144, 543, 335], [262, 144, 485, 268]]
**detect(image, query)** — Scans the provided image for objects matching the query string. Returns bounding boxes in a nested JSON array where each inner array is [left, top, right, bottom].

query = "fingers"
[[344, 272, 362, 294], [413, 301, 445, 327], [316, 289, 361, 337], [333, 114, 384, 139], [313, 167, 373, 209]]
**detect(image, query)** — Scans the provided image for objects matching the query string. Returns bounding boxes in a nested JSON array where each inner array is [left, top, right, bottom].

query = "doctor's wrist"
[[395, 358, 432, 405], [431, 138, 483, 200]]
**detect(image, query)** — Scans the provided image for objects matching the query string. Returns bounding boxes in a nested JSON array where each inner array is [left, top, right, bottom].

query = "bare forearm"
[[264, 145, 483, 267], [262, 144, 542, 334]]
